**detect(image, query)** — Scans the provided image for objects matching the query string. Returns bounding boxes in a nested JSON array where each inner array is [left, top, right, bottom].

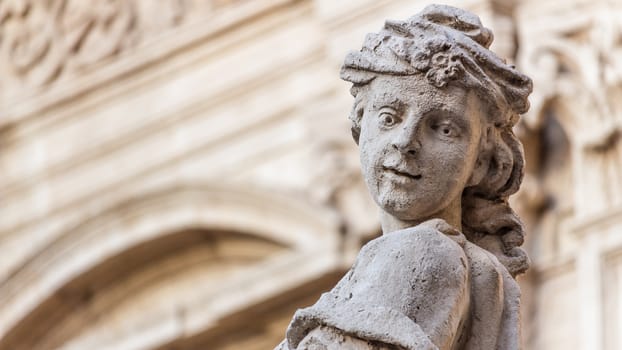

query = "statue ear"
[[349, 94, 367, 145]]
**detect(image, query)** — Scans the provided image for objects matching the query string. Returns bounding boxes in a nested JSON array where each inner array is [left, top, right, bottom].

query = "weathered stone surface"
[[279, 4, 532, 349]]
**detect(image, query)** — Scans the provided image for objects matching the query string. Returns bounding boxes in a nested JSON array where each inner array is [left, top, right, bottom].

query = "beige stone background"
[[1, 0, 621, 349]]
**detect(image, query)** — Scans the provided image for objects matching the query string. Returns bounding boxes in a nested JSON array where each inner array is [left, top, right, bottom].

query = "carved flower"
[[3, 2, 62, 85], [434, 51, 453, 66], [425, 51, 463, 87], [410, 39, 464, 88]]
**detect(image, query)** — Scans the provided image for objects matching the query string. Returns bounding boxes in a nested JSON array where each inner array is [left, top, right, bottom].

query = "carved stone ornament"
[[277, 5, 533, 350], [517, 2, 622, 215], [0, 0, 199, 90]]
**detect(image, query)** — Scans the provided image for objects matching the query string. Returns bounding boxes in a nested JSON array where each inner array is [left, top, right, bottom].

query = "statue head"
[[341, 4, 532, 276]]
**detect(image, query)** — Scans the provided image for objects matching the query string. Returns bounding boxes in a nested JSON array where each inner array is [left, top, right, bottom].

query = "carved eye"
[[379, 112, 398, 127], [432, 122, 458, 138]]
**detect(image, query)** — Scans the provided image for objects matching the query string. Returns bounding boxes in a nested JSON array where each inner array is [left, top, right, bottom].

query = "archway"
[[0, 184, 342, 350]]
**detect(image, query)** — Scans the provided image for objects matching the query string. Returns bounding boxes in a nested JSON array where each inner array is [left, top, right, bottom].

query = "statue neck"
[[380, 195, 463, 234]]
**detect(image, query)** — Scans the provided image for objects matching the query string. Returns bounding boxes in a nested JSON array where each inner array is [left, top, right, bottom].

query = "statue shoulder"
[[358, 219, 468, 272]]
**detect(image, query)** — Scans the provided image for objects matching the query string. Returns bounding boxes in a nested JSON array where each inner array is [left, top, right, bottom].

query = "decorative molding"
[[0, 52, 329, 238], [0, 183, 341, 342], [533, 255, 576, 282], [571, 205, 622, 239], [0, 0, 197, 90], [518, 3, 622, 146], [517, 2, 622, 216], [0, 0, 299, 128]]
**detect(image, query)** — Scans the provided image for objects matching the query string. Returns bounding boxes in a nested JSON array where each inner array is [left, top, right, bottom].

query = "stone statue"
[[277, 5, 533, 350]]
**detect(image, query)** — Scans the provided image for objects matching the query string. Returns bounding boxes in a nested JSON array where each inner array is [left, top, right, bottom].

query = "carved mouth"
[[383, 166, 422, 180]]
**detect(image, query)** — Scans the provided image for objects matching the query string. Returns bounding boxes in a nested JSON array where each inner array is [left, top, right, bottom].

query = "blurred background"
[[1, 0, 621, 349]]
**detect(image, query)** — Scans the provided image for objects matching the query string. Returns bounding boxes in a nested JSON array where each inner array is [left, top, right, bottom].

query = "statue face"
[[358, 75, 483, 221]]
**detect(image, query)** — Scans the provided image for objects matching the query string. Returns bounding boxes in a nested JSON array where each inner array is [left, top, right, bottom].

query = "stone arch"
[[0, 184, 341, 350]]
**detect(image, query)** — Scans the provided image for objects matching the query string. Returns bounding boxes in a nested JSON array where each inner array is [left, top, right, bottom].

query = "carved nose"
[[391, 128, 420, 156], [392, 142, 418, 156]]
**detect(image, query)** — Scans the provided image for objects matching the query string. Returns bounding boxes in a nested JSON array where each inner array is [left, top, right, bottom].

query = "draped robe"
[[276, 224, 521, 350]]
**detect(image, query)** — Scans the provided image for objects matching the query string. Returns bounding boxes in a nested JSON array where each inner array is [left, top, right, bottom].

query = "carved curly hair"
[[341, 4, 533, 276]]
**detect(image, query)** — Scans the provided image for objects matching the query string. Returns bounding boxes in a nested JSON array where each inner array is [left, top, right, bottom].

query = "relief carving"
[[0, 0, 217, 94]]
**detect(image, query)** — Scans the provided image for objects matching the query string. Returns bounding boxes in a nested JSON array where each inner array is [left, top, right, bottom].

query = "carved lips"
[[382, 165, 422, 183]]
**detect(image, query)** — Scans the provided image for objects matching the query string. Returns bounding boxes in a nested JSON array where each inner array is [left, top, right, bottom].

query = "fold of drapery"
[[277, 226, 521, 350]]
